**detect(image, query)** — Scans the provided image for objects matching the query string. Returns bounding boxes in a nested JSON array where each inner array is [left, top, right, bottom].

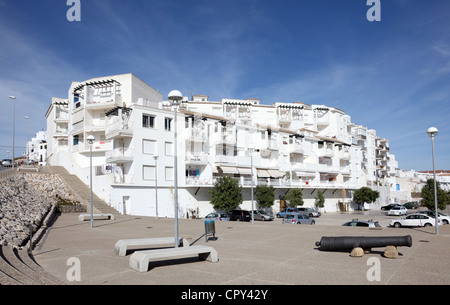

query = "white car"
[[390, 213, 441, 228], [388, 206, 407, 216], [418, 210, 450, 225]]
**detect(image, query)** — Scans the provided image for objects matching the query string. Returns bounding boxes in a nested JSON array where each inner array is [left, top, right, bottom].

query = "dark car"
[[381, 204, 401, 211], [343, 219, 381, 228], [402, 201, 418, 209], [228, 209, 251, 222]]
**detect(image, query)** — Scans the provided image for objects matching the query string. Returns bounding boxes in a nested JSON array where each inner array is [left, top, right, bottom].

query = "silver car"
[[298, 207, 321, 217], [251, 210, 274, 221], [203, 212, 230, 221], [282, 213, 315, 225]]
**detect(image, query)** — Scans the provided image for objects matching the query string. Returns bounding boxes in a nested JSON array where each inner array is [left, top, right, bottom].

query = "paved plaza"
[[33, 210, 450, 285]]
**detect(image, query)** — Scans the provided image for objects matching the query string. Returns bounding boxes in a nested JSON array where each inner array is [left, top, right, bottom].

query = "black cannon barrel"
[[315, 235, 412, 251]]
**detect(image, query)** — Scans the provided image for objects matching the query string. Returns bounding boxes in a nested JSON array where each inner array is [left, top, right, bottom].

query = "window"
[[165, 167, 174, 181], [143, 139, 156, 155], [143, 114, 155, 128], [143, 166, 156, 181], [165, 142, 173, 156], [165, 118, 172, 131], [73, 135, 79, 146]]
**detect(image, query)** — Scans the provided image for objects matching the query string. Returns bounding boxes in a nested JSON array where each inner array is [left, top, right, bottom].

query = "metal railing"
[[0, 167, 17, 181]]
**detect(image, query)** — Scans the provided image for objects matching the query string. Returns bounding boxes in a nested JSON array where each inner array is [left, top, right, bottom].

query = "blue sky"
[[0, 0, 449, 171]]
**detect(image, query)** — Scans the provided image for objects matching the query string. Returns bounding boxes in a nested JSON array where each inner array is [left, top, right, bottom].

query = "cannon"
[[315, 235, 412, 252]]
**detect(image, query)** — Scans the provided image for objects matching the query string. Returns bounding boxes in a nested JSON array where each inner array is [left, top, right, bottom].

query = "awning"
[[257, 169, 271, 178], [237, 167, 252, 175], [220, 166, 239, 174], [267, 170, 284, 178]]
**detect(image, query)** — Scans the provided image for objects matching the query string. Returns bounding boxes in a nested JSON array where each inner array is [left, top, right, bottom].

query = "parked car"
[[283, 213, 315, 225], [2, 159, 12, 167], [228, 209, 251, 222], [276, 208, 301, 218], [389, 213, 440, 228], [388, 206, 408, 216], [402, 201, 419, 209], [418, 210, 450, 225], [251, 210, 274, 221], [203, 212, 230, 221], [298, 207, 321, 217], [381, 203, 401, 211], [342, 219, 381, 228]]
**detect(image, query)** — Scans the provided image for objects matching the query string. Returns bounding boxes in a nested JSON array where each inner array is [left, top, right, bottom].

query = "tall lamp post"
[[87, 135, 95, 229], [426, 127, 439, 235], [153, 155, 159, 219], [9, 96, 16, 170], [168, 90, 183, 248], [25, 116, 30, 165]]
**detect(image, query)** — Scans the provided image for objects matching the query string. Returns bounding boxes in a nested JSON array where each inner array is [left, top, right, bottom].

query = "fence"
[[0, 168, 17, 181]]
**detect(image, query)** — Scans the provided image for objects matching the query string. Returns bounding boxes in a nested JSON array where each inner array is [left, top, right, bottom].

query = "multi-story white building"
[[45, 73, 399, 217], [26, 130, 48, 166]]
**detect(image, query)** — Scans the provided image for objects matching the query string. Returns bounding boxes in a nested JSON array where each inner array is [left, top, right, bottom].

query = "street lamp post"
[[426, 127, 439, 235], [153, 155, 159, 219], [25, 116, 30, 165], [87, 135, 95, 229], [168, 90, 183, 248], [9, 96, 16, 170], [250, 149, 255, 224]]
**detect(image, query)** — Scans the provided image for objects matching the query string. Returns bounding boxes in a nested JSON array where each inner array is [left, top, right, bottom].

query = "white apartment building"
[[45, 73, 398, 217], [26, 130, 48, 166]]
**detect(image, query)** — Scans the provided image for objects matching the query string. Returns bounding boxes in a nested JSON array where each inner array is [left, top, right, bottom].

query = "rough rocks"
[[0, 173, 77, 247]]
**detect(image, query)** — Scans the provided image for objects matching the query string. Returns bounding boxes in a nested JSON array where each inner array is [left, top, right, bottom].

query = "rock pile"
[[0, 173, 78, 247]]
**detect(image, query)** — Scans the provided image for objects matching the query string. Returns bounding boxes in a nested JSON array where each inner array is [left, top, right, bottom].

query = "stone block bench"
[[129, 245, 218, 272], [78, 213, 115, 222], [114, 237, 189, 257]]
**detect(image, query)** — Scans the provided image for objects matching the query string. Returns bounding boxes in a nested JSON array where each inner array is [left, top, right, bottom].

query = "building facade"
[[45, 73, 399, 217]]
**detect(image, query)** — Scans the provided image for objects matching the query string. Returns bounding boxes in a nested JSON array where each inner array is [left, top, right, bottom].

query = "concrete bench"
[[78, 213, 115, 222], [114, 237, 190, 257], [129, 245, 218, 272]]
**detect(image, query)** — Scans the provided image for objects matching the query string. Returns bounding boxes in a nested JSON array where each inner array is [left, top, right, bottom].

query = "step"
[[0, 246, 38, 285], [15, 248, 65, 285], [47, 166, 120, 217]]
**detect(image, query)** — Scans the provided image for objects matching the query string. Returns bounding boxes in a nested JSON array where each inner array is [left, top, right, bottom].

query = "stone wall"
[[0, 172, 80, 247]]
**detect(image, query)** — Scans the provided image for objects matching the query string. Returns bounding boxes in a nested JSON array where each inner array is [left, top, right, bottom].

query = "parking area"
[[32, 208, 450, 286]]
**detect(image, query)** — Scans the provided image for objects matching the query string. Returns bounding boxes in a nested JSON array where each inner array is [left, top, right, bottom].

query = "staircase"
[[0, 246, 65, 285], [47, 166, 120, 217]]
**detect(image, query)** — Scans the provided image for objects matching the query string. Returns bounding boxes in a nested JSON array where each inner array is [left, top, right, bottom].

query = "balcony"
[[317, 148, 334, 158], [85, 94, 123, 110], [106, 120, 133, 139], [187, 127, 207, 143], [213, 130, 236, 145], [72, 140, 113, 153], [215, 154, 236, 165], [185, 153, 208, 165], [106, 147, 134, 164], [289, 142, 304, 154]]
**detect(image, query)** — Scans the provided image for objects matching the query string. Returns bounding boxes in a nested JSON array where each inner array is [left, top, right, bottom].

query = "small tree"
[[314, 190, 325, 209], [254, 185, 275, 209], [353, 187, 379, 209], [285, 188, 304, 207], [421, 179, 449, 211], [210, 176, 242, 211]]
